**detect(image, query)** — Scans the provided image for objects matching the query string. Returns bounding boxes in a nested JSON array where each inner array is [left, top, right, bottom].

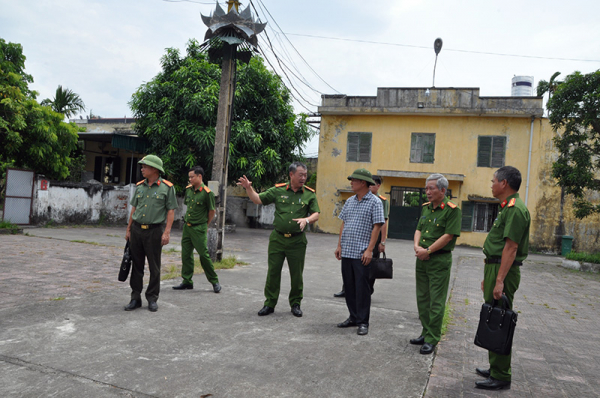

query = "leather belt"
[[429, 250, 451, 256], [485, 258, 523, 266], [275, 230, 303, 238], [134, 221, 162, 230]]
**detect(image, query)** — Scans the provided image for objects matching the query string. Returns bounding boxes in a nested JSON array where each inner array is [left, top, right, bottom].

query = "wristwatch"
[[427, 248, 432, 255], [380, 242, 386, 246]]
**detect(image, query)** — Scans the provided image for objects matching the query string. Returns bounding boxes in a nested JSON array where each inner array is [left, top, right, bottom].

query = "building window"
[[347, 132, 372, 162], [410, 133, 435, 163], [477, 136, 506, 167], [461, 201, 499, 232]]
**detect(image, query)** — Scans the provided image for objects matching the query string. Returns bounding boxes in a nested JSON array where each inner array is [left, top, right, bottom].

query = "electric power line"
[[284, 33, 600, 63]]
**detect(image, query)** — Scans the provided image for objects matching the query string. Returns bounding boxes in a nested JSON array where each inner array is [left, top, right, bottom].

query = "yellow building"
[[316, 87, 598, 253]]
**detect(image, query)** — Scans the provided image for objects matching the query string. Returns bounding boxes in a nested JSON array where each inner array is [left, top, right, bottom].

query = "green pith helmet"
[[139, 154, 164, 173], [347, 168, 375, 186]]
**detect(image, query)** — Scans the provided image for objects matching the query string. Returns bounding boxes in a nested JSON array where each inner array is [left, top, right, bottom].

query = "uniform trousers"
[[341, 257, 372, 326], [129, 223, 163, 302], [483, 263, 521, 382], [264, 231, 307, 308], [181, 224, 218, 285], [415, 252, 452, 345]]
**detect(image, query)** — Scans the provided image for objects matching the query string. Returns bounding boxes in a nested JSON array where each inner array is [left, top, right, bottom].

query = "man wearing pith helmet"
[[124, 154, 178, 312], [410, 173, 461, 354], [335, 168, 385, 336]]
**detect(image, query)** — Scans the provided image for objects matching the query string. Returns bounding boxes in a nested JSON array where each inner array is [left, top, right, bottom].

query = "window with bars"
[[477, 136, 506, 168], [461, 201, 499, 232], [410, 133, 436, 163], [346, 132, 372, 162]]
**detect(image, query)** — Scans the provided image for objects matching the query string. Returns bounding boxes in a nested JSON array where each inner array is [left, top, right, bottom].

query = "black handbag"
[[474, 294, 518, 356], [369, 252, 393, 279], [118, 241, 132, 282]]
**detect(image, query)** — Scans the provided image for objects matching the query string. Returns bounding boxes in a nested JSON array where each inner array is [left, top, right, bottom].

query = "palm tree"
[[41, 85, 86, 119], [536, 72, 562, 98]]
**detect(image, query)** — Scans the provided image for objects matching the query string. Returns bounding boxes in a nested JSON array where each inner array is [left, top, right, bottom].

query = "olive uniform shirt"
[[258, 183, 320, 234], [130, 177, 178, 224], [184, 183, 215, 225], [378, 194, 389, 220], [483, 193, 530, 262], [416, 196, 461, 251]]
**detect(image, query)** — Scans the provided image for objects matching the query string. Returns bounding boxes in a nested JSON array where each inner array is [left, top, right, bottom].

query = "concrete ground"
[[0, 226, 599, 397]]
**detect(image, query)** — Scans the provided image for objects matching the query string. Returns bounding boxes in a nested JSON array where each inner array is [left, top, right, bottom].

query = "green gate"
[[388, 187, 426, 240]]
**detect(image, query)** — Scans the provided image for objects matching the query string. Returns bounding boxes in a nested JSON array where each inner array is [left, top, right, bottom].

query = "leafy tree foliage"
[[547, 70, 600, 218], [41, 85, 86, 119], [129, 39, 314, 191], [536, 71, 562, 98], [0, 38, 80, 180]]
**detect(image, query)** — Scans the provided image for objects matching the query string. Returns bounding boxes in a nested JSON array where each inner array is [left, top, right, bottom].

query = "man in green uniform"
[[475, 166, 530, 391], [237, 162, 320, 317], [411, 173, 461, 354], [334, 175, 389, 297], [173, 166, 221, 293], [124, 155, 178, 312]]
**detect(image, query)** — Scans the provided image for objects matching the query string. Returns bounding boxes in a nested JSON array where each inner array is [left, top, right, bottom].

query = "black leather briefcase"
[[369, 252, 393, 279], [118, 241, 132, 282], [474, 294, 518, 356]]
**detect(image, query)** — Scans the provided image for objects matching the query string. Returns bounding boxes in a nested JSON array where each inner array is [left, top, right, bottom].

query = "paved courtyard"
[[0, 226, 598, 397]]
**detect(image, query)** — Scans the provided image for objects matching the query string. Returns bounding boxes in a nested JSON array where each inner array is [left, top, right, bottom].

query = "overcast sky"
[[2, 0, 600, 157]]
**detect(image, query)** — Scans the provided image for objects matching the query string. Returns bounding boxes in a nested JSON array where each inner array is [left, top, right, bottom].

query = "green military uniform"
[[129, 177, 178, 302], [482, 193, 530, 382], [258, 183, 320, 308], [180, 183, 218, 286], [415, 197, 461, 345]]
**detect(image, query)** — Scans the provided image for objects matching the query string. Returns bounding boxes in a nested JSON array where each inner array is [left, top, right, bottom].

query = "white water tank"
[[511, 76, 534, 96]]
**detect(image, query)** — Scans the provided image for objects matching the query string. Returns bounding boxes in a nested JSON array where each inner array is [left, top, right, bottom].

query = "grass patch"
[[441, 296, 454, 337], [70, 240, 100, 245], [565, 251, 600, 264], [160, 256, 248, 281], [464, 298, 469, 305], [0, 220, 20, 234], [52, 297, 65, 301]]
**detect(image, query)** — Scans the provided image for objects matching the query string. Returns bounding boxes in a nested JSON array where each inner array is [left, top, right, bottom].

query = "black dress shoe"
[[420, 342, 436, 354], [258, 306, 274, 316], [212, 283, 221, 293], [291, 304, 302, 317], [410, 336, 425, 345], [148, 301, 158, 312], [357, 324, 368, 335], [337, 318, 357, 328], [333, 290, 345, 298], [475, 377, 511, 390], [476, 368, 491, 378], [123, 299, 141, 311], [172, 283, 194, 290]]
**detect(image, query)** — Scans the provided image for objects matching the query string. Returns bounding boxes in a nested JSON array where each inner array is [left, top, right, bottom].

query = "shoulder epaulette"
[[275, 183, 287, 188], [508, 198, 516, 207], [186, 184, 192, 189], [162, 179, 174, 187], [304, 186, 315, 193], [447, 201, 457, 209], [378, 194, 387, 201], [136, 180, 145, 186], [422, 202, 430, 206], [204, 185, 211, 193]]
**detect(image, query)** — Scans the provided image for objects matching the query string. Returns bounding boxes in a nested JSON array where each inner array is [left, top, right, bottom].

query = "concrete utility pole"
[[201, 1, 266, 261]]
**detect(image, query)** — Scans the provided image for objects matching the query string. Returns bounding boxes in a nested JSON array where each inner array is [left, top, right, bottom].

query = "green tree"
[[548, 70, 600, 219], [41, 85, 86, 119], [536, 71, 562, 98], [129, 39, 314, 190], [0, 38, 80, 180]]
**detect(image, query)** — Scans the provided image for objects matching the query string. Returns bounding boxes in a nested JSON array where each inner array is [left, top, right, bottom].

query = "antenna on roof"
[[432, 38, 443, 88]]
